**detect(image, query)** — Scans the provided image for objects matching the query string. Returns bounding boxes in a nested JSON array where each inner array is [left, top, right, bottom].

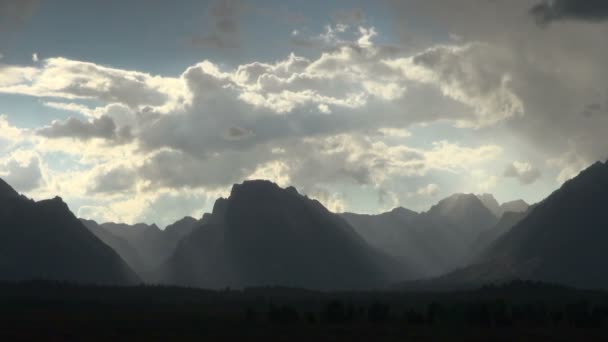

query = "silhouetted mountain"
[[164, 216, 200, 240], [81, 216, 203, 278], [0, 179, 139, 285], [423, 161, 608, 290], [476, 194, 502, 217], [81, 219, 146, 277], [477, 194, 529, 218], [98, 222, 180, 274], [158, 180, 412, 290], [469, 210, 529, 261], [344, 193, 498, 277]]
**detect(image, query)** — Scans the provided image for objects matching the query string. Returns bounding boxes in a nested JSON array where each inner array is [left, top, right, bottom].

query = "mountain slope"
[[159, 180, 412, 290], [0, 179, 139, 285], [81, 219, 146, 277], [344, 194, 498, 277], [477, 194, 529, 218], [428, 161, 608, 289], [100, 222, 175, 272]]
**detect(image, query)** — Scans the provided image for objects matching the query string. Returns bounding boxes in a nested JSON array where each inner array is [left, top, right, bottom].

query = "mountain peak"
[[230, 179, 286, 198], [430, 193, 487, 216], [477, 194, 501, 217], [0, 177, 19, 200]]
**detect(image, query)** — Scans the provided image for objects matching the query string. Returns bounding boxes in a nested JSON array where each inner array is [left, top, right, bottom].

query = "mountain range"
[[1, 160, 607, 290], [427, 161, 608, 290], [0, 179, 139, 285], [342, 193, 527, 277], [157, 180, 411, 290]]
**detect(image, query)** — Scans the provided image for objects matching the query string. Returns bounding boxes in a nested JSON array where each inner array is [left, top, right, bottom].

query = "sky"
[[0, 0, 607, 227]]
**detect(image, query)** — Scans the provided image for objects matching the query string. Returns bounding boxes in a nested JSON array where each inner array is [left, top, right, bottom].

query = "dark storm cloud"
[[531, 0, 608, 25]]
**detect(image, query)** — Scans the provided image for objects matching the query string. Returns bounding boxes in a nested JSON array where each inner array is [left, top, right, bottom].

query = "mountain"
[[80, 215, 202, 279], [469, 210, 529, 260], [80, 219, 146, 277], [99, 218, 201, 274], [477, 194, 529, 218], [158, 180, 412, 290], [476, 194, 502, 217], [425, 161, 608, 290], [0, 178, 139, 285], [344, 193, 498, 277], [500, 199, 529, 215], [164, 216, 200, 241]]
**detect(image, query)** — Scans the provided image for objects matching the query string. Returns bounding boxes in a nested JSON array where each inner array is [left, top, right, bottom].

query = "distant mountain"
[[469, 210, 529, 261], [0, 179, 139, 285], [500, 199, 529, 215], [158, 180, 412, 290], [477, 194, 529, 218], [80, 219, 146, 277], [422, 161, 608, 290], [89, 217, 202, 276], [343, 193, 498, 277], [164, 216, 200, 241], [476, 194, 501, 217]]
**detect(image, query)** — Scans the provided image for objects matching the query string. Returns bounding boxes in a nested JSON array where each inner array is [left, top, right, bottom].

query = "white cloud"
[[504, 161, 541, 185], [32, 52, 38, 62], [0, 152, 45, 192], [417, 183, 440, 196]]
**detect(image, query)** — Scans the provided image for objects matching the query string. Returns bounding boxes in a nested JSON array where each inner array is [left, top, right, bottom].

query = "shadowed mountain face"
[[428, 161, 608, 290], [84, 217, 202, 277], [343, 194, 498, 277], [0, 179, 139, 285], [80, 219, 147, 278], [159, 180, 412, 290]]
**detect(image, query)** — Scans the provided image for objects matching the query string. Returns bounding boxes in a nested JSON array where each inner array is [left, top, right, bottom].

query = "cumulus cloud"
[[504, 161, 542, 185], [0, 154, 44, 192], [0, 58, 188, 112], [0, 115, 23, 150], [387, 43, 524, 127], [389, 0, 608, 172], [0, 18, 573, 222], [531, 0, 608, 25], [417, 183, 440, 196], [37, 116, 132, 142], [89, 166, 137, 194]]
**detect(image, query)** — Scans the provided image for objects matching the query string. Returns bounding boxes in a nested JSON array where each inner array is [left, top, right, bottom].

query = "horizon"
[[0, 174, 539, 229], [1, 0, 608, 227]]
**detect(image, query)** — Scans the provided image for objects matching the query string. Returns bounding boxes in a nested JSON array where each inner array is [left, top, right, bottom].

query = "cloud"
[[37, 116, 132, 142], [531, 0, 608, 25], [389, 0, 608, 172], [0, 154, 44, 192], [417, 183, 440, 196], [504, 161, 542, 185], [387, 43, 524, 127], [89, 166, 137, 194], [0, 115, 23, 150], [0, 58, 188, 112]]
